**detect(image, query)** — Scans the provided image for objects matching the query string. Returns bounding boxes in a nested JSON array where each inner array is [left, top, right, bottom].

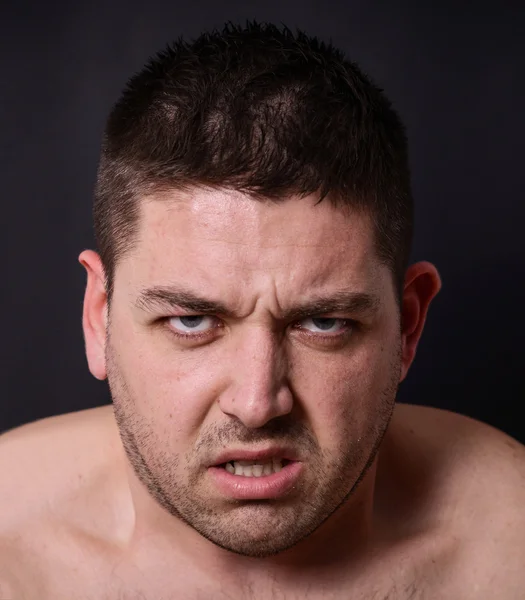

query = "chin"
[[199, 527, 305, 558], [179, 501, 323, 558]]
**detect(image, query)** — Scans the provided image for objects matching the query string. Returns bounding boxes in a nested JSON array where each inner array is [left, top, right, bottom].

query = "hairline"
[[102, 184, 403, 309]]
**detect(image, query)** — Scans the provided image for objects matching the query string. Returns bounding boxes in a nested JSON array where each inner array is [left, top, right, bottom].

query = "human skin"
[[3, 189, 525, 597], [79, 188, 440, 565]]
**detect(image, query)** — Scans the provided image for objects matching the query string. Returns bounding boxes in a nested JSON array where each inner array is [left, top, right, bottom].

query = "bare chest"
[[8, 578, 432, 600], [4, 522, 464, 600], [102, 581, 427, 600], [5, 550, 447, 600]]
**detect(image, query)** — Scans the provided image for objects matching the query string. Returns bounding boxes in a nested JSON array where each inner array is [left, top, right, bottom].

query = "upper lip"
[[209, 446, 300, 467]]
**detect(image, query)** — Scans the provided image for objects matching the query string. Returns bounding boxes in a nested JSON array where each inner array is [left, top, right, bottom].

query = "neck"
[[117, 455, 380, 590]]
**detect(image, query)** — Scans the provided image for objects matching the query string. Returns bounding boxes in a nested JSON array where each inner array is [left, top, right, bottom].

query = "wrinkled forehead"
[[115, 188, 391, 305]]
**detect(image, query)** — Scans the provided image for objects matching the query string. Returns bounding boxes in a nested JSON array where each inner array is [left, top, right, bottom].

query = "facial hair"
[[107, 335, 401, 557]]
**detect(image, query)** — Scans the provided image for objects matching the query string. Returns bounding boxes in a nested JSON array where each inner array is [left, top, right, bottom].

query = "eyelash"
[[294, 319, 357, 340], [165, 317, 221, 341], [161, 316, 358, 343]]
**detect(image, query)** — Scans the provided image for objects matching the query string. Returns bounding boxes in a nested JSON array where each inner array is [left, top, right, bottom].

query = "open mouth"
[[209, 457, 302, 499], [217, 459, 292, 477]]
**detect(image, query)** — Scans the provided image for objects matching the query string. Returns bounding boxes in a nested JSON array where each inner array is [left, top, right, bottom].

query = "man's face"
[[106, 188, 402, 557]]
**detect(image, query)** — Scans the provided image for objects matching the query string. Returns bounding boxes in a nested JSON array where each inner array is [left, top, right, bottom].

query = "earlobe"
[[399, 261, 442, 381], [78, 250, 108, 380]]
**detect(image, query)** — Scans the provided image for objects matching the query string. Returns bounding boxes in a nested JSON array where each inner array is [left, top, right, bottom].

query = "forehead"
[[117, 188, 388, 303]]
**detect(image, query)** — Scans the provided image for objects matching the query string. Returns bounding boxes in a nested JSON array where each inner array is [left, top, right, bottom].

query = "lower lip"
[[208, 461, 303, 500]]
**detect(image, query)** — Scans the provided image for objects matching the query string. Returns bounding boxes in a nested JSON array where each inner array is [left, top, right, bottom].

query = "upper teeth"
[[225, 459, 283, 477]]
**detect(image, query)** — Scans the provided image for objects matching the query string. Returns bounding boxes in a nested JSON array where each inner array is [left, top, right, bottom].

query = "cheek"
[[109, 321, 220, 431], [290, 340, 399, 447]]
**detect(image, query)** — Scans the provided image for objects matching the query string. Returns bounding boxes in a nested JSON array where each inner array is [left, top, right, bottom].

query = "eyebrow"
[[135, 285, 381, 320]]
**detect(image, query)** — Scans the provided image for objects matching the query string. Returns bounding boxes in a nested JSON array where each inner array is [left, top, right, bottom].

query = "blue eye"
[[169, 315, 215, 334], [299, 317, 350, 334]]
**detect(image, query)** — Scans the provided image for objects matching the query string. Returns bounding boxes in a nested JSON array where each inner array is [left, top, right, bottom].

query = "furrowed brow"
[[135, 286, 381, 321], [135, 286, 232, 315], [282, 292, 381, 321]]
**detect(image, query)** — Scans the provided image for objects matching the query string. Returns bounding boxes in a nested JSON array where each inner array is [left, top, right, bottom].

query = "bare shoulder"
[[387, 403, 525, 597], [0, 406, 122, 587], [391, 402, 525, 491], [0, 405, 119, 524]]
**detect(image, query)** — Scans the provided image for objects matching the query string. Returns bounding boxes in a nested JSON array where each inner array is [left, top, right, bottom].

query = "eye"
[[168, 315, 216, 335], [298, 317, 352, 335]]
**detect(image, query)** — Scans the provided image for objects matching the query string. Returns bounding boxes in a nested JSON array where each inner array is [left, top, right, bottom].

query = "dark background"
[[2, 1, 524, 441]]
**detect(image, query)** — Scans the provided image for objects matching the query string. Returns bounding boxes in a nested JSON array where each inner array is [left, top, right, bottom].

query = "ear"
[[399, 261, 442, 382], [78, 250, 108, 380]]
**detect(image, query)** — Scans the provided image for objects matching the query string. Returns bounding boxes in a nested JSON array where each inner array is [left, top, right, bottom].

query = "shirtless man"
[[1, 22, 524, 599]]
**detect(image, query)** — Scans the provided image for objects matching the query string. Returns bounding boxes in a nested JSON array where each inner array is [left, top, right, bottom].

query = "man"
[[1, 21, 524, 599]]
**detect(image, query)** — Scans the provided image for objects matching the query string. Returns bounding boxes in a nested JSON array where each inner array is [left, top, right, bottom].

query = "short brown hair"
[[94, 21, 413, 303]]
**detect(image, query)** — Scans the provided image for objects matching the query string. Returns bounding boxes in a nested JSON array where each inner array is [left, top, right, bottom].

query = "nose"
[[218, 326, 294, 429]]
